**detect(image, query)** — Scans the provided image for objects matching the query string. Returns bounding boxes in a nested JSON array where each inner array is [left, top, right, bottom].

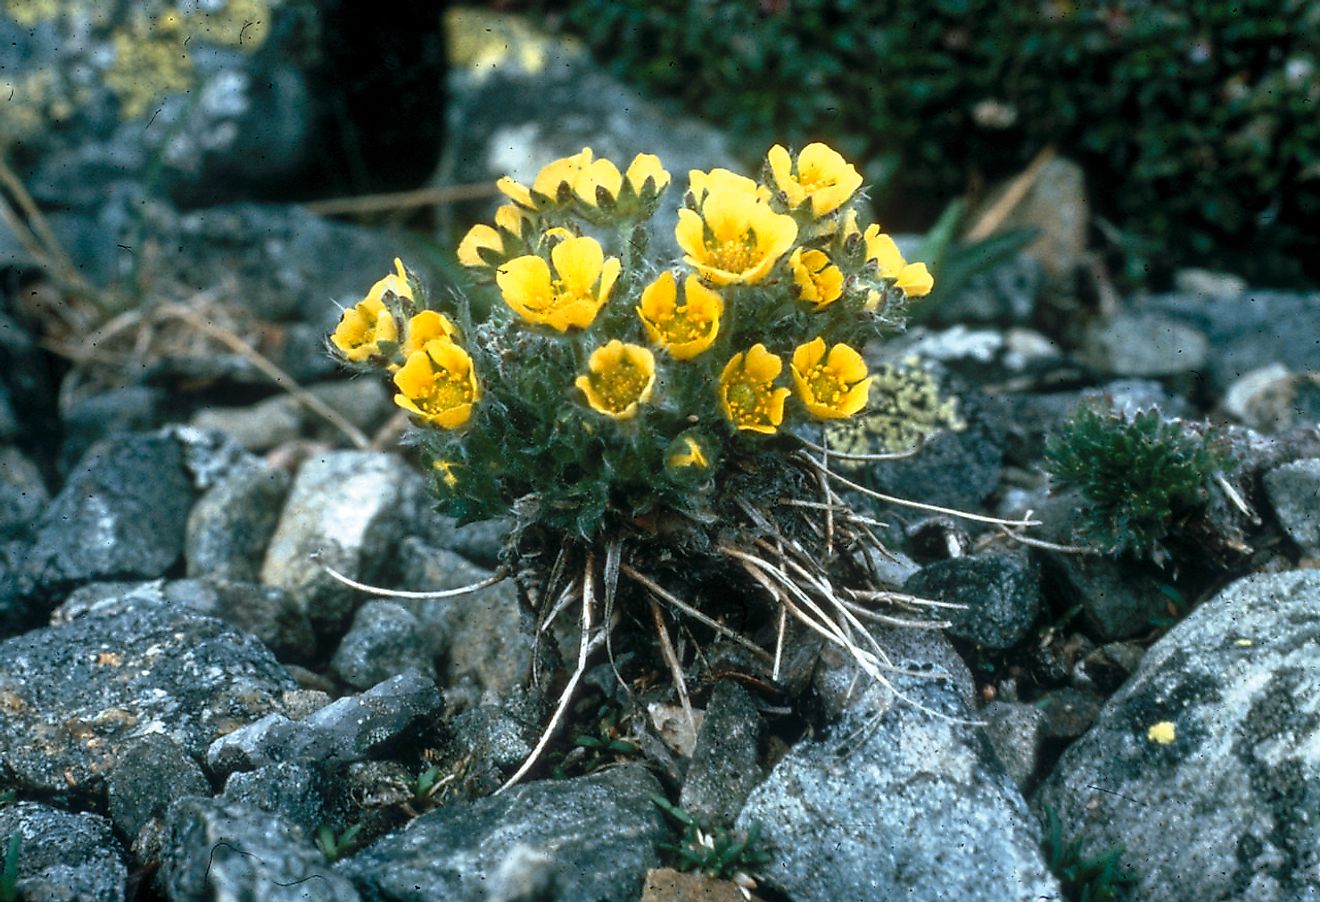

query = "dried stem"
[[620, 564, 772, 662], [313, 553, 508, 599], [648, 596, 696, 734], [799, 452, 1039, 528], [498, 552, 603, 794], [158, 302, 371, 449], [795, 434, 923, 462]]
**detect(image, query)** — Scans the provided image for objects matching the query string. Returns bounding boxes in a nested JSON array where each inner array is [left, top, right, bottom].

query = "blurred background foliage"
[[531, 0, 1320, 288]]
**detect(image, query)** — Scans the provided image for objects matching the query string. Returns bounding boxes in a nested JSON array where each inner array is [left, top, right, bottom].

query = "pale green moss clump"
[[825, 359, 963, 468]]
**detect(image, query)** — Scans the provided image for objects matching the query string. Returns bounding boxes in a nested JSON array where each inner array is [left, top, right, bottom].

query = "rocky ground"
[[2, 7, 1319, 902]]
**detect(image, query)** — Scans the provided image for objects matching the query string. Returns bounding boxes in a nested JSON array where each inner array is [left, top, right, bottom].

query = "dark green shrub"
[[1043, 403, 1231, 564], [544, 0, 1320, 285]]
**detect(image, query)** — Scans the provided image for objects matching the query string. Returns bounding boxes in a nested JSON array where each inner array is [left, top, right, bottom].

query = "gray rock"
[[11, 431, 196, 628], [161, 797, 359, 902], [1144, 290, 1320, 394], [207, 669, 442, 776], [0, 311, 55, 447], [261, 451, 422, 636], [982, 701, 1047, 790], [106, 734, 211, 840], [331, 600, 435, 690], [1036, 569, 1320, 901], [396, 539, 533, 697], [411, 516, 511, 570], [739, 623, 1060, 902], [59, 387, 168, 472], [0, 595, 294, 798], [1035, 491, 1174, 640], [923, 251, 1042, 326], [680, 681, 764, 828], [905, 553, 1042, 649], [1076, 641, 1146, 694], [165, 579, 315, 665], [0, 445, 48, 535], [223, 762, 330, 839], [862, 380, 1006, 511], [996, 157, 1089, 283], [186, 462, 292, 582], [191, 397, 304, 453], [0, 802, 127, 902], [1264, 459, 1320, 556], [305, 379, 395, 440], [1083, 311, 1209, 378], [1033, 687, 1104, 740], [448, 695, 546, 794], [336, 766, 667, 902]]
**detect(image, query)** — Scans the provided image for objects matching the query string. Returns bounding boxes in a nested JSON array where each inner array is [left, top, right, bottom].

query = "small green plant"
[[0, 832, 19, 902], [554, 702, 639, 779], [1044, 404, 1232, 565], [315, 823, 364, 863], [1042, 806, 1136, 902], [651, 795, 771, 890]]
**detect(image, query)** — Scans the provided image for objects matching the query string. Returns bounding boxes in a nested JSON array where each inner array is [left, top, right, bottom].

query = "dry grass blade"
[[796, 434, 923, 462], [799, 452, 1039, 528], [648, 596, 696, 734], [313, 552, 509, 599], [497, 552, 603, 794], [620, 564, 772, 662], [157, 302, 371, 449], [302, 182, 500, 216]]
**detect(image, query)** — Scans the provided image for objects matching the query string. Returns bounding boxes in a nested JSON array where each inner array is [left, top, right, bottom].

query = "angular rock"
[[411, 514, 511, 569], [981, 701, 1047, 791], [905, 553, 1042, 649], [1144, 290, 1320, 393], [223, 762, 331, 839], [738, 626, 1059, 901], [11, 430, 196, 627], [0, 802, 127, 902], [680, 681, 764, 828], [207, 669, 442, 776], [0, 445, 48, 536], [191, 397, 304, 453], [1033, 687, 1104, 740], [261, 451, 422, 636], [336, 766, 667, 902], [1083, 311, 1209, 379], [161, 797, 359, 902], [1263, 459, 1320, 556], [186, 462, 292, 582], [106, 734, 211, 840], [395, 539, 533, 697], [332, 600, 435, 690], [0, 596, 294, 799], [1036, 569, 1320, 901], [58, 387, 167, 472]]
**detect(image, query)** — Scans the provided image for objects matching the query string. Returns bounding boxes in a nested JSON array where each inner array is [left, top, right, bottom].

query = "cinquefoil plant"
[[328, 144, 1024, 790]]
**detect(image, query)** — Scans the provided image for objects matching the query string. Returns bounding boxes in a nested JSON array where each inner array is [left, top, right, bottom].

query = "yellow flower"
[[496, 236, 622, 332], [534, 147, 596, 199], [864, 226, 935, 298], [668, 435, 709, 469], [626, 154, 671, 196], [767, 143, 863, 217], [496, 176, 535, 210], [582, 156, 623, 206], [575, 340, 656, 420], [432, 459, 460, 488], [687, 168, 771, 209], [790, 337, 873, 419], [402, 310, 458, 357], [330, 258, 412, 362], [456, 205, 528, 268], [636, 272, 723, 360], [719, 344, 791, 434], [675, 191, 798, 286], [393, 339, 480, 429], [788, 248, 844, 310]]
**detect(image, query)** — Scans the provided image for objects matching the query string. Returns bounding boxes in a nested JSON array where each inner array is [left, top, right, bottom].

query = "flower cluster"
[[331, 144, 933, 536]]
